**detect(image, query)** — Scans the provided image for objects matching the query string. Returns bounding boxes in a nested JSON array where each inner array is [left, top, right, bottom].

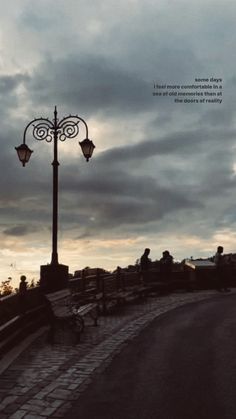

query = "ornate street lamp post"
[[15, 106, 95, 292]]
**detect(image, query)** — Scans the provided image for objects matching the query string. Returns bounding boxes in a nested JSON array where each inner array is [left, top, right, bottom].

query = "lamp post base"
[[40, 264, 69, 293]]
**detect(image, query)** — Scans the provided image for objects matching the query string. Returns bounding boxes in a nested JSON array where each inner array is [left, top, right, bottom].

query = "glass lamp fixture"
[[15, 143, 33, 167], [79, 138, 95, 162]]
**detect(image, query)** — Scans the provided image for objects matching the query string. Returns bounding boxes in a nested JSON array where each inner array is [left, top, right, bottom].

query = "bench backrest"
[[102, 275, 118, 294], [45, 289, 72, 318]]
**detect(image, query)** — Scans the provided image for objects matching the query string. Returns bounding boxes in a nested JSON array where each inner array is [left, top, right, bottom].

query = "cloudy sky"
[[1, 0, 236, 287]]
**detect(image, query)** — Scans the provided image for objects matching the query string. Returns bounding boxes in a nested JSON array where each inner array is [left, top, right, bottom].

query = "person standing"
[[214, 246, 230, 292], [140, 248, 151, 283], [19, 275, 28, 314]]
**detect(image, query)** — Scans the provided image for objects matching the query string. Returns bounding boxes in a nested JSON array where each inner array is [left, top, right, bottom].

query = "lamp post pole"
[[15, 106, 95, 292], [52, 106, 59, 266]]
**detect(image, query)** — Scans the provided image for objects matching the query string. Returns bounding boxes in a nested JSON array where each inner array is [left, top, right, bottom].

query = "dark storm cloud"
[[3, 224, 39, 237], [24, 44, 207, 121], [0, 143, 51, 203], [150, 47, 204, 84], [52, 114, 236, 239], [93, 126, 236, 165], [0, 73, 29, 119], [26, 54, 151, 117], [0, 74, 28, 95], [199, 108, 234, 127], [86, 188, 199, 228], [0, 205, 51, 227], [58, 160, 202, 232], [20, 10, 57, 31]]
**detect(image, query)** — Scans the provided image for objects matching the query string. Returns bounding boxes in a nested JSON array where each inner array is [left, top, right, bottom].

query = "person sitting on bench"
[[160, 250, 173, 282]]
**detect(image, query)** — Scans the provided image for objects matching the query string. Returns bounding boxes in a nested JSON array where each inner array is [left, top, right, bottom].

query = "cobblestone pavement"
[[0, 290, 231, 418]]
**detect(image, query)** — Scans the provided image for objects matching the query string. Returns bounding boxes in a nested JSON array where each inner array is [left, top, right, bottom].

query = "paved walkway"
[[0, 290, 229, 418], [64, 292, 236, 419]]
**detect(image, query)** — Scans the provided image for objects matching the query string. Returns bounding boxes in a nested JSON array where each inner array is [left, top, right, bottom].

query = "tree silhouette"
[[0, 278, 14, 296]]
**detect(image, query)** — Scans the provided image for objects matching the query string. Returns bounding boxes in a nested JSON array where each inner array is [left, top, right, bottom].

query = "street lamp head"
[[79, 138, 95, 162], [15, 143, 33, 167]]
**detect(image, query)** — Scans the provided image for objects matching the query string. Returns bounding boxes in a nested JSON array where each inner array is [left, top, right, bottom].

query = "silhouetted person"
[[160, 250, 173, 282], [140, 248, 151, 283], [19, 275, 28, 314], [214, 246, 230, 292]]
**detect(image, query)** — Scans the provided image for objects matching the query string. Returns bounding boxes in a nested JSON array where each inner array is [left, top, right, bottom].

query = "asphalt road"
[[65, 293, 236, 419]]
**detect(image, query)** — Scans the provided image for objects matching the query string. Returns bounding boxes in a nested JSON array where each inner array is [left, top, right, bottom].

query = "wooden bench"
[[45, 288, 98, 343], [70, 271, 104, 307], [101, 274, 136, 313], [119, 271, 172, 299], [74, 303, 98, 331], [122, 272, 150, 301]]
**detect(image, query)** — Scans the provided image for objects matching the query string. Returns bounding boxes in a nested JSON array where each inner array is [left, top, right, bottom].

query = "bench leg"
[[92, 314, 98, 326], [75, 315, 84, 334], [88, 307, 99, 326]]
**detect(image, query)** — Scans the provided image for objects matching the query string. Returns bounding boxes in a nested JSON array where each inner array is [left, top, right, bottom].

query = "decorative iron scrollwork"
[[22, 108, 91, 151], [58, 119, 80, 142], [32, 122, 53, 143]]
